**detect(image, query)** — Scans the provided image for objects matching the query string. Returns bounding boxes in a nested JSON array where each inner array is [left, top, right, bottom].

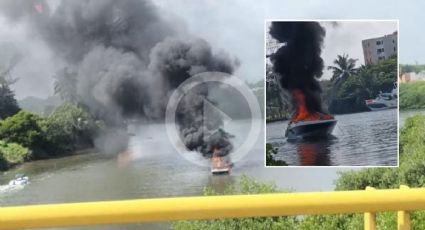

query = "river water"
[[0, 119, 348, 229], [266, 109, 398, 166]]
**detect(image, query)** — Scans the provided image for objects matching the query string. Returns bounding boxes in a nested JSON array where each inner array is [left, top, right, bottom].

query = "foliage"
[[0, 140, 29, 170], [0, 103, 102, 162], [173, 176, 297, 230], [327, 53, 359, 86], [400, 64, 425, 74], [0, 66, 20, 119], [0, 111, 45, 155], [266, 143, 287, 166], [399, 82, 425, 110], [43, 102, 104, 153], [321, 115, 425, 228], [328, 56, 397, 114]]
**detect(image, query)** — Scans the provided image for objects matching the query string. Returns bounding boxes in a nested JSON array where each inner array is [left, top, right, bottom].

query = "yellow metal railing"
[[0, 185, 423, 230]]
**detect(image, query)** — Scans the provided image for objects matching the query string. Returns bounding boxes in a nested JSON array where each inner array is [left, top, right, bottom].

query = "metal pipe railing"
[[0, 185, 421, 230]]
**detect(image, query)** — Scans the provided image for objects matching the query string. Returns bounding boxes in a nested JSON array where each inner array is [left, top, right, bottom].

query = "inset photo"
[[266, 20, 398, 166]]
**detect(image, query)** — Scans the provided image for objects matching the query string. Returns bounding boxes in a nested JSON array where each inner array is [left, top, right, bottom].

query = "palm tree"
[[327, 54, 359, 99], [327, 54, 359, 87]]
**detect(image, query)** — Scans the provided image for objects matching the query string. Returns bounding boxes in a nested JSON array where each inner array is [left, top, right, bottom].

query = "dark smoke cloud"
[[269, 21, 326, 113], [0, 0, 238, 157], [176, 84, 234, 157]]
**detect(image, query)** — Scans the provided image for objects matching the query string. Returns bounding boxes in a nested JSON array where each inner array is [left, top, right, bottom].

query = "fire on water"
[[285, 89, 337, 140], [211, 148, 231, 175], [291, 89, 334, 123]]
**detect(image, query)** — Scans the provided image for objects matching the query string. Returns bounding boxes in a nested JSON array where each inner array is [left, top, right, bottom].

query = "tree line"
[[0, 65, 103, 171], [266, 54, 397, 119]]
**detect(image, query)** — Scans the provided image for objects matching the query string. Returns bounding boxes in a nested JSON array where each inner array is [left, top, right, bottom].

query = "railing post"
[[397, 185, 411, 230], [364, 186, 376, 230]]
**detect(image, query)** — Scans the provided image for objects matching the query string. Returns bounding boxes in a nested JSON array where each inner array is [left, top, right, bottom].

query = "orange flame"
[[212, 148, 222, 167], [291, 89, 333, 123]]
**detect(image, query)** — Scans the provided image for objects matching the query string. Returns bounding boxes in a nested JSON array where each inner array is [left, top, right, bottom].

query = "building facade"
[[362, 31, 398, 65]]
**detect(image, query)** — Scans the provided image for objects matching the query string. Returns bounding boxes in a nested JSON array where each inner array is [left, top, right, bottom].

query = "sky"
[[320, 21, 397, 79], [0, 0, 423, 99]]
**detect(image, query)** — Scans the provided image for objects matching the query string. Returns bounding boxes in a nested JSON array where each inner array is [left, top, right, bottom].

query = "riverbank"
[[0, 146, 97, 172]]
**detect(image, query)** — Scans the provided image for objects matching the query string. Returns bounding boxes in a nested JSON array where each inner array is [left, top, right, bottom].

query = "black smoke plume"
[[0, 0, 237, 157], [269, 21, 326, 113]]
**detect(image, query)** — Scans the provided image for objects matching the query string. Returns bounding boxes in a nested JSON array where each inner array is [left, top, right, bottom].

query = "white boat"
[[365, 85, 397, 111], [285, 119, 337, 140], [8, 174, 29, 186]]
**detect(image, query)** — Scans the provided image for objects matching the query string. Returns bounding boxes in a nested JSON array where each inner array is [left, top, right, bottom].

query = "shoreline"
[[0, 147, 98, 172]]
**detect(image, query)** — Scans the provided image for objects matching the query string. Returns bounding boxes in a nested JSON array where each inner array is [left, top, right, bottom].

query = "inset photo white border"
[[264, 19, 399, 168]]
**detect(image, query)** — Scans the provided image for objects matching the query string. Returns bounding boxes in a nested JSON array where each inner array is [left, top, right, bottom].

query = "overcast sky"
[[0, 0, 423, 99], [320, 21, 397, 79]]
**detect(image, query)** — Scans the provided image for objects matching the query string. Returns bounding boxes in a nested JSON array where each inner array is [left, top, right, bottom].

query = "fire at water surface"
[[291, 89, 333, 123]]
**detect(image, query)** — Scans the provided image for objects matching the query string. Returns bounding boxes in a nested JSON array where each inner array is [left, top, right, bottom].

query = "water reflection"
[[296, 139, 332, 166], [267, 110, 397, 166]]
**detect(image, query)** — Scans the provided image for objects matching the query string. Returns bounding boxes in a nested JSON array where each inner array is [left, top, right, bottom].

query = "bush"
[[0, 111, 46, 157], [399, 82, 425, 110], [172, 175, 297, 230], [43, 102, 103, 153], [0, 140, 29, 170], [266, 143, 287, 166]]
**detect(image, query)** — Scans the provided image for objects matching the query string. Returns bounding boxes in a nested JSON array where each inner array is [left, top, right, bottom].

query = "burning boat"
[[285, 90, 337, 140], [268, 22, 338, 140], [211, 148, 231, 175]]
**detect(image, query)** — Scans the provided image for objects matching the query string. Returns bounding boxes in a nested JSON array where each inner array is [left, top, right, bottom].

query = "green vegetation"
[[328, 55, 397, 114], [266, 143, 287, 166], [0, 65, 20, 119], [0, 103, 103, 170], [0, 141, 29, 170], [0, 111, 46, 155], [176, 114, 425, 229], [173, 175, 297, 230], [399, 82, 425, 110], [400, 64, 425, 74]]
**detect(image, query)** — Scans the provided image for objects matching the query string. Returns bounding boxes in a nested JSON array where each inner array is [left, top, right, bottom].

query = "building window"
[[377, 48, 385, 54], [394, 47, 396, 52], [376, 40, 383, 45]]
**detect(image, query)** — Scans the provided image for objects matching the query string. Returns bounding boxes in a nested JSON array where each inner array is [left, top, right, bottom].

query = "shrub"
[[172, 175, 297, 230], [0, 140, 29, 170]]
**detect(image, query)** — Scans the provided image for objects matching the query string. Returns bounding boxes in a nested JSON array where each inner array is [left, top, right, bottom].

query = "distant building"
[[362, 31, 398, 65], [400, 73, 411, 83], [409, 72, 425, 82]]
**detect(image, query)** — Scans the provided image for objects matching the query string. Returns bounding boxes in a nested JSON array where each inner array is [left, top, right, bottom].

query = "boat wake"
[[0, 183, 26, 195]]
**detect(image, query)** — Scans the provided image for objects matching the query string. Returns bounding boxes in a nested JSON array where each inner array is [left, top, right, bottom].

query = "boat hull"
[[366, 102, 397, 111], [285, 119, 337, 140], [211, 168, 231, 175]]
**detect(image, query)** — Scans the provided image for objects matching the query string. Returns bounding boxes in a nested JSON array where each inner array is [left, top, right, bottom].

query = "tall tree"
[[327, 53, 359, 92], [0, 60, 20, 119]]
